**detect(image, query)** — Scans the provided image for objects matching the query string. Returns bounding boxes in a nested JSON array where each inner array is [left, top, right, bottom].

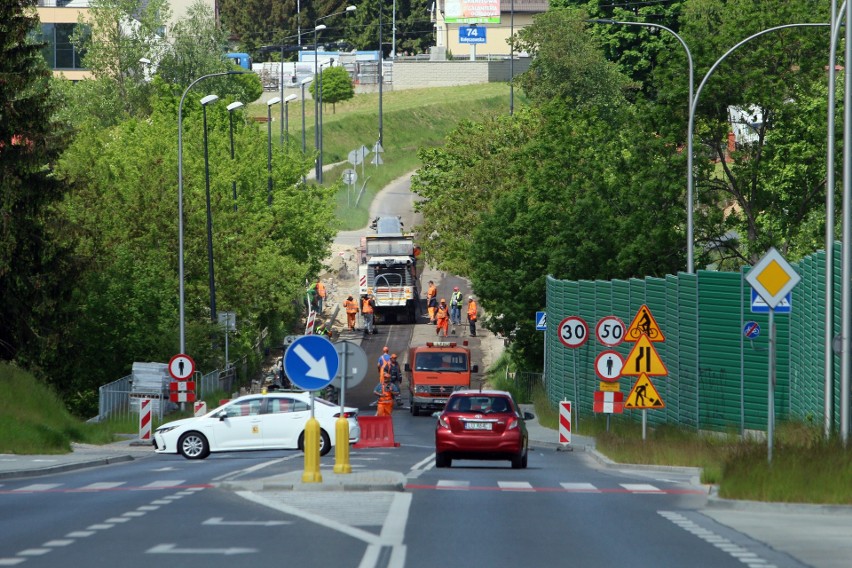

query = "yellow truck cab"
[[405, 341, 478, 416]]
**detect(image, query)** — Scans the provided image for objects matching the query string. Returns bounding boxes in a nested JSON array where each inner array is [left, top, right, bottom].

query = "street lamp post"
[[177, 70, 247, 353], [200, 94, 219, 323], [378, 3, 384, 146], [226, 101, 243, 212], [267, 97, 281, 205], [314, 5, 356, 183], [300, 77, 312, 154], [284, 94, 297, 144], [318, 59, 334, 184], [510, 0, 514, 115]]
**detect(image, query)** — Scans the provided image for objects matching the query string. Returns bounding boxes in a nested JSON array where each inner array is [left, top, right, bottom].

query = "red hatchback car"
[[435, 390, 533, 469]]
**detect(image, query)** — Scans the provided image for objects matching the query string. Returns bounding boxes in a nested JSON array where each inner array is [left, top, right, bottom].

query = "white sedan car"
[[153, 392, 360, 459]]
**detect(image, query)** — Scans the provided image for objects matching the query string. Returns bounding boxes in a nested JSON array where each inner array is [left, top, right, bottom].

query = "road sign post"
[[745, 247, 801, 464], [284, 335, 340, 482]]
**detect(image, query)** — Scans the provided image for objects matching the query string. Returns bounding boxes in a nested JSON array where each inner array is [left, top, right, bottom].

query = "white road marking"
[[65, 531, 95, 537], [86, 524, 113, 530], [13, 484, 61, 492], [621, 483, 663, 493], [559, 482, 598, 491], [17, 549, 49, 556], [140, 480, 185, 489], [497, 481, 534, 491], [42, 540, 73, 547], [77, 482, 125, 491], [436, 480, 469, 489], [0, 558, 26, 565], [147, 544, 257, 555], [202, 517, 291, 527]]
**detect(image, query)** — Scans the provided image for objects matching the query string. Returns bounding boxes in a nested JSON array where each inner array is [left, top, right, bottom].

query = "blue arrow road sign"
[[535, 311, 547, 331], [284, 335, 339, 391]]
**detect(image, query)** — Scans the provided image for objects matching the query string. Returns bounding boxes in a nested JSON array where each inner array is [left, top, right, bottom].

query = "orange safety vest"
[[427, 284, 437, 300], [468, 301, 478, 320], [344, 298, 358, 313], [362, 298, 374, 313], [436, 305, 449, 320]]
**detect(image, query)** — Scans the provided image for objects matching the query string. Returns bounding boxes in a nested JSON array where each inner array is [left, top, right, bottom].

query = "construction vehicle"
[[357, 216, 420, 323], [405, 341, 478, 416]]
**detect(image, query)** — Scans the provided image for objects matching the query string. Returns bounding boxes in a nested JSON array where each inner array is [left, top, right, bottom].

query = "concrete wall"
[[390, 58, 531, 90]]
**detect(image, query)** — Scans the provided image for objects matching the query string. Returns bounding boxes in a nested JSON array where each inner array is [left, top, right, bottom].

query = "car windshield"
[[447, 396, 513, 414], [414, 352, 468, 372]]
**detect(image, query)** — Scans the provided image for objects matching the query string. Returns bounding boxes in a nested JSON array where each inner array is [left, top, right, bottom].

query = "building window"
[[38, 23, 88, 70]]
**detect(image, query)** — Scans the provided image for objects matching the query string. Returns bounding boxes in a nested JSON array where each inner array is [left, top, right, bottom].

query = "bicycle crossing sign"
[[622, 335, 668, 376], [624, 373, 665, 409], [625, 304, 665, 342]]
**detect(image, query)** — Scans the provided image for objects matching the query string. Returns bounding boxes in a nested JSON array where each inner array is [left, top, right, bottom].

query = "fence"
[[545, 243, 842, 435], [506, 370, 544, 404]]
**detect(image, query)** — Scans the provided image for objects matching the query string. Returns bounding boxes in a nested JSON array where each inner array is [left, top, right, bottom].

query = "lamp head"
[[226, 101, 244, 111], [301, 77, 314, 85], [345, 5, 356, 12], [315, 24, 327, 32], [284, 94, 298, 103], [139, 57, 151, 65], [267, 97, 282, 106], [200, 94, 219, 106]]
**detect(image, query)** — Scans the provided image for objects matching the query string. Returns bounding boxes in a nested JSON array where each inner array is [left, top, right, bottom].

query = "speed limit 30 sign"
[[596, 316, 626, 347], [558, 316, 589, 348]]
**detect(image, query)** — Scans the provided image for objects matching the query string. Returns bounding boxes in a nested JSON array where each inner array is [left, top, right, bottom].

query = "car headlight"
[[156, 425, 178, 434], [415, 385, 429, 394]]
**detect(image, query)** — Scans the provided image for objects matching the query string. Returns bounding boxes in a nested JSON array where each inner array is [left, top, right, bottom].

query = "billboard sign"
[[444, 0, 501, 24]]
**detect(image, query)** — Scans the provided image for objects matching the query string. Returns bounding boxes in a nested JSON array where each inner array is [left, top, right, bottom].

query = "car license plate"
[[432, 398, 447, 404], [465, 422, 492, 431]]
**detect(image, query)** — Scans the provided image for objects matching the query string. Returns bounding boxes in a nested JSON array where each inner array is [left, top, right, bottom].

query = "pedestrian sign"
[[622, 335, 668, 376], [625, 304, 665, 342], [535, 311, 547, 331], [624, 374, 665, 409], [595, 350, 624, 382]]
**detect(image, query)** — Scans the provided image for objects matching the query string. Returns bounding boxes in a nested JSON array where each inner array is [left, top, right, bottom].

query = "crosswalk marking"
[[140, 480, 185, 489], [497, 481, 534, 491], [77, 482, 125, 491], [620, 483, 664, 493], [436, 480, 469, 490], [12, 484, 61, 492], [560, 482, 598, 491]]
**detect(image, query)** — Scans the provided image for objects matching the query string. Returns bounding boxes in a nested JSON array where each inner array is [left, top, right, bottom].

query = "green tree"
[[0, 1, 73, 365], [71, 0, 169, 123], [314, 65, 353, 112]]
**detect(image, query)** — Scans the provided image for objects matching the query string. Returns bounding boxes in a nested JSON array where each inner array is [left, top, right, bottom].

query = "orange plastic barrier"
[[353, 416, 401, 448]]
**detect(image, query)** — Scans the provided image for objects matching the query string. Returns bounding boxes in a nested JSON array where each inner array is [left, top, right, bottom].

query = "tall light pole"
[[588, 19, 693, 273], [510, 0, 514, 115], [314, 5, 356, 182], [177, 71, 247, 354], [226, 101, 243, 212], [267, 97, 281, 205], [318, 59, 334, 184], [284, 93, 297, 144], [378, 2, 384, 146], [300, 77, 312, 154], [200, 94, 219, 323]]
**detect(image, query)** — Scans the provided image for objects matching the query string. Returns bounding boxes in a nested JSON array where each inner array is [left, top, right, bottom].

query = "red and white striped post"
[[559, 400, 572, 446], [139, 398, 152, 442]]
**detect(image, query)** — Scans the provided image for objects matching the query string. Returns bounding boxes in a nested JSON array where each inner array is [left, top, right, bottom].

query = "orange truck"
[[404, 341, 478, 416]]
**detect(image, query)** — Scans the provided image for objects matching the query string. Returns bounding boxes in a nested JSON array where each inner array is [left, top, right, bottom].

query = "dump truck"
[[405, 341, 479, 416], [357, 216, 420, 324]]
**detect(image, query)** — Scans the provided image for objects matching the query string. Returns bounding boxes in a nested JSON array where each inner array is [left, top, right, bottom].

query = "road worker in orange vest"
[[343, 295, 359, 331], [361, 294, 375, 335], [426, 281, 437, 324], [435, 298, 450, 337], [373, 366, 398, 416], [315, 279, 326, 313], [467, 296, 479, 337]]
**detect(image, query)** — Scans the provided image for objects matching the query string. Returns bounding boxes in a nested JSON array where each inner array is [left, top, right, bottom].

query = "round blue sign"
[[743, 321, 761, 340], [283, 335, 339, 391]]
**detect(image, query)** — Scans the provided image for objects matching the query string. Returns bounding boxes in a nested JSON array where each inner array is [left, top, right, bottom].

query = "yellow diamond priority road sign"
[[745, 247, 800, 309]]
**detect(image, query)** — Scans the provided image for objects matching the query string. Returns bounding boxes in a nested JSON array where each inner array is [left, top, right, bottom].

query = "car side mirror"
[[404, 363, 411, 372], [217, 410, 228, 421], [523, 412, 535, 420], [471, 364, 479, 373]]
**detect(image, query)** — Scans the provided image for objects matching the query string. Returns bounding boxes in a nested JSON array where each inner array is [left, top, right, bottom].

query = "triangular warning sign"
[[625, 374, 665, 409], [625, 304, 665, 342], [622, 335, 668, 376]]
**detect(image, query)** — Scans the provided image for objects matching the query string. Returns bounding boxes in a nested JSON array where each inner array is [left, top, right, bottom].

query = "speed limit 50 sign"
[[558, 317, 588, 348], [596, 316, 626, 347]]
